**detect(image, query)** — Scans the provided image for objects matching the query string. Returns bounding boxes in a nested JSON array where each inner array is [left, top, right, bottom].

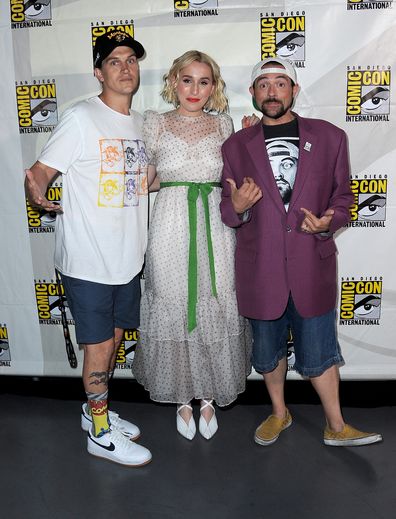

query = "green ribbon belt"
[[160, 181, 221, 333]]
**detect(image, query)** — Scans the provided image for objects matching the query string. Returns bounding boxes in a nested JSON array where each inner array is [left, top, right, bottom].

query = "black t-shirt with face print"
[[262, 118, 299, 211]]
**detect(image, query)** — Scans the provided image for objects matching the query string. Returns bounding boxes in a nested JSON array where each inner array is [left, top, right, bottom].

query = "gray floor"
[[1, 377, 395, 519]]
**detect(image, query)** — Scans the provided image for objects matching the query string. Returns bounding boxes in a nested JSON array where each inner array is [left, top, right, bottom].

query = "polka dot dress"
[[132, 110, 252, 406]]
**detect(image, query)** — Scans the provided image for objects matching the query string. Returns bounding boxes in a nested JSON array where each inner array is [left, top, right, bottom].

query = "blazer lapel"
[[288, 116, 318, 211]]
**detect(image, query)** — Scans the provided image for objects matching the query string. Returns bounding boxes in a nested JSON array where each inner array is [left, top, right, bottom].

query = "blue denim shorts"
[[250, 296, 344, 377], [60, 273, 141, 345]]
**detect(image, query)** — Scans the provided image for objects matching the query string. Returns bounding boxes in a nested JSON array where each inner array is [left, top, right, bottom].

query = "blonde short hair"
[[161, 50, 229, 113]]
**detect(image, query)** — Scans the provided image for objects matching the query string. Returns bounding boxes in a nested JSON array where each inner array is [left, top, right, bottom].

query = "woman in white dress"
[[132, 51, 251, 440]]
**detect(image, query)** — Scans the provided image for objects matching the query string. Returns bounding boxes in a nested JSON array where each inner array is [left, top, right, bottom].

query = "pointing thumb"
[[225, 178, 237, 192]]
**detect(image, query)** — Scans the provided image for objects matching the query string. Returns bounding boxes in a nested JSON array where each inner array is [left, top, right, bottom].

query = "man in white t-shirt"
[[25, 30, 152, 466]]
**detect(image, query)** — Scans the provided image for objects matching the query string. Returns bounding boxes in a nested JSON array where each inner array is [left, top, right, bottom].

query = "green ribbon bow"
[[160, 181, 221, 332]]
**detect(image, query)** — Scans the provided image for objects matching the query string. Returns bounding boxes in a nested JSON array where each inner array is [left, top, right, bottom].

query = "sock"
[[86, 390, 110, 437]]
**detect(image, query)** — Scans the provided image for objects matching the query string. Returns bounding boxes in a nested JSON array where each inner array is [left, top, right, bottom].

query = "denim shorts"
[[250, 296, 344, 377], [60, 273, 141, 345]]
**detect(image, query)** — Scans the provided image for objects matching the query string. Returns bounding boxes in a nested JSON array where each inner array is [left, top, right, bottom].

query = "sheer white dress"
[[132, 110, 251, 406]]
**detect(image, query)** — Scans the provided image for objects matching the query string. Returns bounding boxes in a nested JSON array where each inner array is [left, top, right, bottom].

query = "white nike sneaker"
[[87, 428, 152, 466], [81, 403, 140, 440]]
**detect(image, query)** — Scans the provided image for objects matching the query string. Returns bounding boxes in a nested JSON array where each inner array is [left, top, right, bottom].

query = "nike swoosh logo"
[[89, 435, 116, 452]]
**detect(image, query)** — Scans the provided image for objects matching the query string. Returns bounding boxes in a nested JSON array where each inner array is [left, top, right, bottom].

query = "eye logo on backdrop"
[[347, 0, 393, 10], [0, 324, 11, 366], [15, 80, 58, 134], [35, 280, 74, 325], [286, 329, 295, 372], [26, 182, 61, 233], [346, 66, 391, 121], [174, 1, 219, 17], [348, 176, 387, 227], [116, 330, 139, 369], [91, 19, 136, 66], [340, 278, 382, 325], [10, 0, 52, 29], [260, 11, 306, 67]]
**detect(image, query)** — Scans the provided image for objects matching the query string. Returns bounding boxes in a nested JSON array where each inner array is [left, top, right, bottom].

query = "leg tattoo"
[[88, 371, 109, 387]]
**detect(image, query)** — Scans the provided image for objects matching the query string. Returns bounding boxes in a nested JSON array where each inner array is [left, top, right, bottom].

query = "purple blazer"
[[220, 114, 353, 320]]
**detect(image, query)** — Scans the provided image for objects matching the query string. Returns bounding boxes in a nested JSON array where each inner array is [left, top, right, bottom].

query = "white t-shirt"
[[39, 96, 148, 284]]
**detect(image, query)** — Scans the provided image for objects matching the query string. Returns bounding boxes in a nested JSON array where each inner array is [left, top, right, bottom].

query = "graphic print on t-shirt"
[[266, 137, 299, 210], [98, 138, 148, 208]]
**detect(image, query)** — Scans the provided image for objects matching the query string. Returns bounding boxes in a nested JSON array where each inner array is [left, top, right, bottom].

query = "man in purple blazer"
[[221, 57, 381, 447]]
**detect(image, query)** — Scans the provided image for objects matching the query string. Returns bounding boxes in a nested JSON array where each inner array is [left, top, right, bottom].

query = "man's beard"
[[261, 97, 294, 120], [277, 180, 292, 204]]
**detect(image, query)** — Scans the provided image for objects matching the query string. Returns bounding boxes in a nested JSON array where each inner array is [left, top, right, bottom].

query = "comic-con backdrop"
[[1, 1, 395, 379]]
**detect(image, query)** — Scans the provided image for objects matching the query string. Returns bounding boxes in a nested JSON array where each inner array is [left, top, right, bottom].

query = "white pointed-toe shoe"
[[176, 403, 196, 440], [199, 399, 218, 440]]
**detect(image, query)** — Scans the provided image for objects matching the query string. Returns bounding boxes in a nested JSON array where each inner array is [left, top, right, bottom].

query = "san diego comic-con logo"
[[260, 11, 305, 67], [91, 20, 136, 66], [174, 1, 219, 17], [116, 330, 139, 369], [340, 277, 382, 325], [15, 80, 58, 134], [286, 329, 295, 372], [35, 280, 74, 325], [347, 0, 393, 10], [348, 175, 387, 228], [346, 66, 391, 122], [10, 0, 52, 29], [0, 324, 11, 366], [26, 182, 61, 233]]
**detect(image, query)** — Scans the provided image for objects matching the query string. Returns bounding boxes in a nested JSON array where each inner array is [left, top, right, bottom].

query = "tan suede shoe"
[[254, 409, 292, 446]]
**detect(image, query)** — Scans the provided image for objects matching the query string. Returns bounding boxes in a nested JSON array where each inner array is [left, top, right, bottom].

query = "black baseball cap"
[[93, 30, 145, 68]]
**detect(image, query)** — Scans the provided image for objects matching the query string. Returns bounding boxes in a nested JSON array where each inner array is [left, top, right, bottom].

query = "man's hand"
[[241, 114, 261, 128], [300, 207, 334, 234], [226, 177, 262, 214], [25, 168, 62, 212]]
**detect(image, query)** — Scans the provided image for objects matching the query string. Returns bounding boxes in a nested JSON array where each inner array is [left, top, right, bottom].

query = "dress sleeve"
[[143, 110, 160, 166], [218, 113, 234, 142]]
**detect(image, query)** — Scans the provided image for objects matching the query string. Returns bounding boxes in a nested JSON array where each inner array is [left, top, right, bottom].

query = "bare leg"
[[83, 338, 115, 436], [310, 364, 345, 432], [83, 339, 115, 394], [263, 357, 288, 418]]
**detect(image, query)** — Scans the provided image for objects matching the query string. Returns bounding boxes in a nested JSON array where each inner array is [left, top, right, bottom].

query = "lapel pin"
[[304, 142, 312, 152]]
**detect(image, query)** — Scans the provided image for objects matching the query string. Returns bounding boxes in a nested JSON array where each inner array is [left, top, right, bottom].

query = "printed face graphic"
[[98, 139, 148, 208], [124, 140, 148, 169], [126, 177, 137, 197], [125, 146, 137, 168], [267, 141, 299, 204]]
